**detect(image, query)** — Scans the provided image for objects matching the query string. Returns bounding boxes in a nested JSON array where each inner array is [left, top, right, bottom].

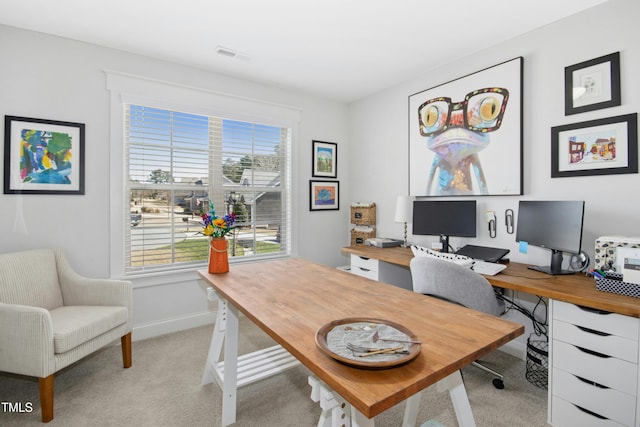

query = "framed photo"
[[408, 57, 523, 197], [4, 116, 85, 195], [565, 52, 621, 115], [312, 140, 337, 178], [310, 180, 339, 211], [551, 113, 637, 178]]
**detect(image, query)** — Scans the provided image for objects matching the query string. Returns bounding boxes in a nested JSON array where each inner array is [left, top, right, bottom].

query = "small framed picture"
[[312, 140, 337, 178], [310, 180, 339, 211], [565, 52, 621, 115], [4, 115, 85, 194], [551, 113, 637, 178]]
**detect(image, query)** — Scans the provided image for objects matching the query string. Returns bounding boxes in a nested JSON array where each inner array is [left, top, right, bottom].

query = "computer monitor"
[[515, 200, 585, 275], [412, 200, 476, 253]]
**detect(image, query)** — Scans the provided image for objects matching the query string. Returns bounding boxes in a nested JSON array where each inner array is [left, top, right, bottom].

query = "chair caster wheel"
[[492, 378, 504, 389]]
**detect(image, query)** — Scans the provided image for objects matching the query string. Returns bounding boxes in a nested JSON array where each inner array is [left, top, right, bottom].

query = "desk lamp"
[[394, 195, 413, 247]]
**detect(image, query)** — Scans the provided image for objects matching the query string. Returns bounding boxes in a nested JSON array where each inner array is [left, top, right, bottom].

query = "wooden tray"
[[315, 317, 421, 369]]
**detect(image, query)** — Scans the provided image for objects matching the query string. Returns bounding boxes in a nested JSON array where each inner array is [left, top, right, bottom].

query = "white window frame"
[[106, 70, 300, 281]]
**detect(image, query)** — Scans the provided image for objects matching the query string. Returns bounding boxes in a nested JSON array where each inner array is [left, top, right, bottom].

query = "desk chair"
[[410, 256, 506, 389]]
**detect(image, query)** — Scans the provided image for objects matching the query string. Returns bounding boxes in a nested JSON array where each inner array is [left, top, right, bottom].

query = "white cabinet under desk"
[[549, 300, 640, 427], [350, 254, 379, 281], [349, 254, 412, 291]]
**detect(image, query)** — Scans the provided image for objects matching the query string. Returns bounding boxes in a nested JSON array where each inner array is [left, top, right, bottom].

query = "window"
[[125, 104, 290, 273]]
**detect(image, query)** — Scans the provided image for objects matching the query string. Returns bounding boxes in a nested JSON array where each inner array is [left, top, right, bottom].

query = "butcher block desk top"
[[198, 257, 523, 418], [342, 245, 640, 318]]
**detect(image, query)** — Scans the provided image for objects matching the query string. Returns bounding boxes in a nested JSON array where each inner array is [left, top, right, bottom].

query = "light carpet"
[[0, 317, 548, 426]]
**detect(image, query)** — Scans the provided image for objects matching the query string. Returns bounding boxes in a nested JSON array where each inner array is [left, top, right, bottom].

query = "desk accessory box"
[[594, 235, 640, 271], [595, 272, 640, 298], [365, 237, 402, 248], [594, 236, 640, 298]]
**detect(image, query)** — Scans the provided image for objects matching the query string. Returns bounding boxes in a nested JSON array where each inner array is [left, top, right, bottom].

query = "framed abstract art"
[[4, 115, 85, 195], [309, 180, 339, 211]]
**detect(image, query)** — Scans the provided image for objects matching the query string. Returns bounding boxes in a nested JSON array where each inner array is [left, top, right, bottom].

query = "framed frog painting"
[[408, 57, 523, 197]]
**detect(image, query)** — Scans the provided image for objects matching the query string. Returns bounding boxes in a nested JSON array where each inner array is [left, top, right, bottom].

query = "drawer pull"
[[577, 305, 612, 315], [573, 404, 608, 420], [575, 345, 611, 359], [574, 374, 609, 389], [358, 256, 370, 261], [576, 325, 611, 337], [357, 267, 371, 272]]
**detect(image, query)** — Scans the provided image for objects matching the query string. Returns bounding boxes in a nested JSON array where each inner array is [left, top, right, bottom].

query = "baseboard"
[[498, 339, 527, 361], [129, 310, 529, 361], [132, 310, 216, 341]]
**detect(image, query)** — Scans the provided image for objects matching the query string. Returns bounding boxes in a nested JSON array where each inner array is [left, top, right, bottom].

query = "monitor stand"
[[439, 235, 450, 253], [528, 249, 576, 275]]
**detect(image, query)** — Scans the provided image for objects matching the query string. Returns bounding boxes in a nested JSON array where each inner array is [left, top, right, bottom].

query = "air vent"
[[216, 46, 237, 58]]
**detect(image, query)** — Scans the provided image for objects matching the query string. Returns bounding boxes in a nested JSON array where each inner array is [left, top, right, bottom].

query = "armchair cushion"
[[50, 306, 129, 353]]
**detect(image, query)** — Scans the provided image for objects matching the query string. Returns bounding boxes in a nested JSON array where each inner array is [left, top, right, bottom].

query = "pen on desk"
[[596, 269, 607, 277], [591, 270, 603, 279]]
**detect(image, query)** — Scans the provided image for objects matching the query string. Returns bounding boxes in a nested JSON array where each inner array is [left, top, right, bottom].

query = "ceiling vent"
[[216, 46, 237, 58], [216, 46, 251, 62]]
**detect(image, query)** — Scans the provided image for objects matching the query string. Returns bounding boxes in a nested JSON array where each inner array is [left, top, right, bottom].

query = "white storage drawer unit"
[[348, 254, 412, 290], [350, 254, 379, 281], [550, 300, 640, 427]]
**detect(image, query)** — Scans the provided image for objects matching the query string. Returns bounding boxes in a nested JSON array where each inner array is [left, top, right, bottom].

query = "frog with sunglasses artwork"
[[417, 87, 509, 195]]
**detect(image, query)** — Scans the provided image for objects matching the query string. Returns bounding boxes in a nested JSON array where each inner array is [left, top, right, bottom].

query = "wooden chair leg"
[[39, 374, 54, 423], [121, 332, 132, 368]]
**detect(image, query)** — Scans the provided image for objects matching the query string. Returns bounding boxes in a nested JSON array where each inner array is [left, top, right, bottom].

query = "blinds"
[[124, 104, 290, 273]]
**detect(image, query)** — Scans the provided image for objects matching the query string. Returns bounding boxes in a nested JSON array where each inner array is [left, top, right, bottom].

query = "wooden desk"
[[342, 245, 640, 318], [198, 257, 523, 426]]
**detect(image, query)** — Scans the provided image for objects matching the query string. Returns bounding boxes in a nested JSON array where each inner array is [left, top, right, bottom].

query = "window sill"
[[124, 253, 289, 289]]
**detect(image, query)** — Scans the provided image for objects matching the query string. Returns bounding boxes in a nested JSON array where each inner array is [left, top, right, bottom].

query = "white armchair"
[[0, 248, 132, 422]]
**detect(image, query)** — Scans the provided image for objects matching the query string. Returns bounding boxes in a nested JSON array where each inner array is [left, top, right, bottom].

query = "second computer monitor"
[[515, 200, 585, 275]]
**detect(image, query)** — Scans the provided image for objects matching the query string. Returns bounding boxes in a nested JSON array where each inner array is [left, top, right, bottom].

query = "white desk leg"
[[351, 407, 375, 427], [309, 375, 353, 427], [309, 374, 421, 427], [402, 392, 423, 427], [437, 370, 476, 427], [221, 302, 239, 427], [202, 292, 227, 385], [310, 375, 374, 427]]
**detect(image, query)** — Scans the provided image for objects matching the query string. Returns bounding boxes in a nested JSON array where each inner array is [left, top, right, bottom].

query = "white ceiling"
[[0, 0, 608, 103]]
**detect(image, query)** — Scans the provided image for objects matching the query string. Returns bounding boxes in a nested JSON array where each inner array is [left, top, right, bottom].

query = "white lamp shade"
[[394, 195, 413, 223]]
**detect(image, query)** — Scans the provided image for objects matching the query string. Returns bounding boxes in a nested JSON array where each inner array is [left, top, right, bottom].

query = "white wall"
[[0, 24, 350, 339], [2, 0, 639, 345], [347, 0, 640, 355]]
